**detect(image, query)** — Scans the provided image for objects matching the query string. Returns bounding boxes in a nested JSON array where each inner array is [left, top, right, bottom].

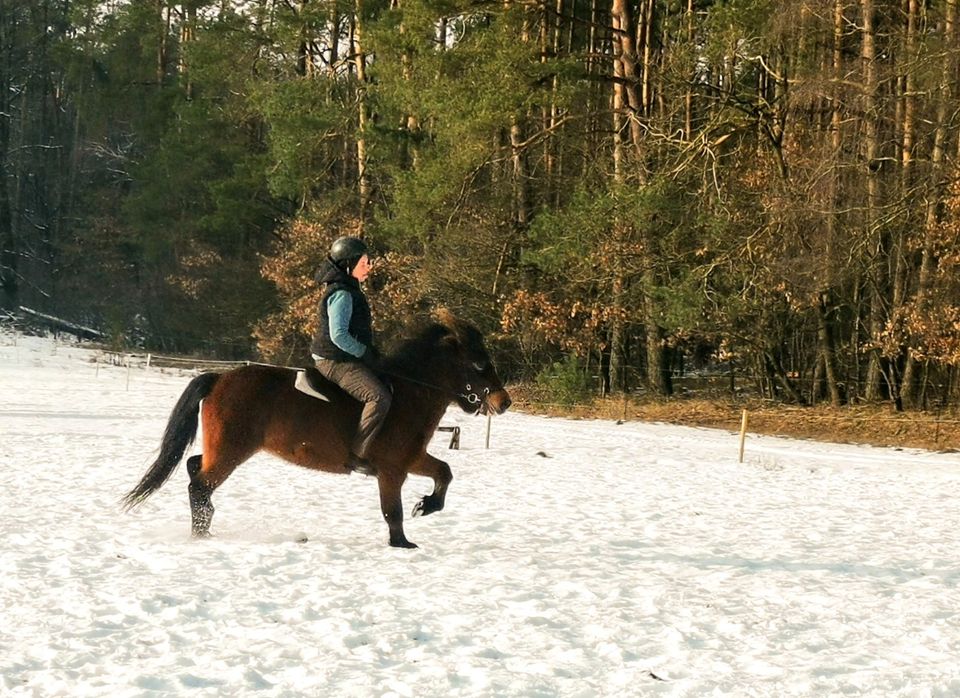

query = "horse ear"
[[433, 308, 464, 351], [435, 307, 457, 331], [435, 307, 464, 340]]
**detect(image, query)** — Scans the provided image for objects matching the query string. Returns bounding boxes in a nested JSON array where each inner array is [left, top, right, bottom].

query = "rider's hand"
[[361, 345, 382, 368]]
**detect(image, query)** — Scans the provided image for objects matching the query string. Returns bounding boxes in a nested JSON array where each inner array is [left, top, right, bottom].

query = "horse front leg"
[[409, 454, 452, 518], [377, 473, 417, 549]]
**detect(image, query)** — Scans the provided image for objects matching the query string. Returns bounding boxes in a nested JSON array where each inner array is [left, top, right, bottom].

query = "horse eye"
[[472, 361, 486, 372]]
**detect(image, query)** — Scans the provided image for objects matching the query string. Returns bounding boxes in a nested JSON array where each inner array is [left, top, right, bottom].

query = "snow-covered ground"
[[2, 330, 960, 697]]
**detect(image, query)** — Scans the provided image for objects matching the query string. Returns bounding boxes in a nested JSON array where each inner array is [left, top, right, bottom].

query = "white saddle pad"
[[294, 370, 330, 401]]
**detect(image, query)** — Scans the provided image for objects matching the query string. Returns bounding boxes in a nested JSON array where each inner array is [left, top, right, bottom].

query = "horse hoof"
[[390, 539, 418, 549], [412, 497, 441, 518]]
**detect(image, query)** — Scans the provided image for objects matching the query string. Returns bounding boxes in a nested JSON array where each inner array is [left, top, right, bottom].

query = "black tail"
[[123, 372, 221, 510]]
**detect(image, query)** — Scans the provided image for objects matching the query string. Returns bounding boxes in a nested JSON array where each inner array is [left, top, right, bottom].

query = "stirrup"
[[346, 453, 376, 476]]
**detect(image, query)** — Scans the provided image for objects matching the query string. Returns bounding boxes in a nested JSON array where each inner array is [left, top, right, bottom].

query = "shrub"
[[535, 353, 594, 406]]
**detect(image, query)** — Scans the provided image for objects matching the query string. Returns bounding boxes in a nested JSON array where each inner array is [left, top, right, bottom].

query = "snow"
[[2, 330, 960, 697]]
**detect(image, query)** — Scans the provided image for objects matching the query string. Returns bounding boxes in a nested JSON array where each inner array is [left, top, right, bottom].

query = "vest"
[[310, 261, 373, 361]]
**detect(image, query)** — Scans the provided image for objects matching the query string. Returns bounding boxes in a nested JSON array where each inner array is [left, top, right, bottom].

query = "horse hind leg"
[[187, 455, 215, 538], [190, 396, 260, 538]]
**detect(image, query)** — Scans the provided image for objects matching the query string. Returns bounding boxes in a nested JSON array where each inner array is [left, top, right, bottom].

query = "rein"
[[299, 353, 490, 410], [378, 368, 489, 409]]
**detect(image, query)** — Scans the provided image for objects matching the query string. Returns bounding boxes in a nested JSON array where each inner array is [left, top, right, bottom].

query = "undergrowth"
[[507, 386, 959, 453]]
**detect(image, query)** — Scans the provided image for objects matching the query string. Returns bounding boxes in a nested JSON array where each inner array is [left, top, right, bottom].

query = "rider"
[[310, 236, 390, 476]]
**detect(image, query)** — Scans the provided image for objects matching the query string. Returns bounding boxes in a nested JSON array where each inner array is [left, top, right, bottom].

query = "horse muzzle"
[[483, 389, 512, 415]]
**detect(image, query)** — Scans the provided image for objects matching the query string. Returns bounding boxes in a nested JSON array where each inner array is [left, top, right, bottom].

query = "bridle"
[[380, 369, 492, 413], [461, 383, 492, 412]]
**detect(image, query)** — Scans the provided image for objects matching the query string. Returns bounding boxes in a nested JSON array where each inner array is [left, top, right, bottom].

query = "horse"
[[122, 312, 512, 548]]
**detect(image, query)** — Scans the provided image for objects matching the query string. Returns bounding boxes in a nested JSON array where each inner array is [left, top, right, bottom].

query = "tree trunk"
[[902, 0, 957, 407], [329, 2, 340, 77], [156, 0, 169, 86], [817, 291, 844, 406], [297, 0, 313, 77], [0, 4, 16, 310], [683, 0, 694, 140], [886, 0, 919, 408], [610, 0, 644, 159], [29, 0, 55, 305], [639, 0, 654, 116], [609, 17, 626, 394], [610, 0, 669, 395], [861, 0, 886, 402], [180, 3, 197, 98], [510, 120, 529, 228], [766, 349, 806, 405], [353, 0, 370, 233], [545, 0, 561, 204], [818, 0, 846, 408], [396, 0, 422, 172]]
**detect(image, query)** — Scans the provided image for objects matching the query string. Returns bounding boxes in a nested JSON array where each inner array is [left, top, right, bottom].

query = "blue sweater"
[[326, 290, 367, 358]]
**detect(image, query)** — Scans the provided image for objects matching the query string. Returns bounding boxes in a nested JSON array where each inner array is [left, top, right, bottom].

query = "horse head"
[[435, 309, 512, 416]]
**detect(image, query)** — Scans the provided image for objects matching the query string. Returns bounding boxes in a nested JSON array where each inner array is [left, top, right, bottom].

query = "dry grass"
[[508, 387, 960, 453]]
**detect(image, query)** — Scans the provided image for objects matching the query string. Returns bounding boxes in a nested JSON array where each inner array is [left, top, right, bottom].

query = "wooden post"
[[738, 409, 749, 462], [485, 414, 492, 449]]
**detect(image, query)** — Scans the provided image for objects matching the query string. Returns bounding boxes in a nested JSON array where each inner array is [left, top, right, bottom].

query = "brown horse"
[[123, 313, 511, 548]]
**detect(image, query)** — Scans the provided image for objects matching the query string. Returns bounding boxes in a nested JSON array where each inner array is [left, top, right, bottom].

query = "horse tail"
[[122, 372, 221, 511]]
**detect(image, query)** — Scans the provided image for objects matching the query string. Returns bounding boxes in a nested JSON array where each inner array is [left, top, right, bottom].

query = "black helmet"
[[329, 236, 368, 269]]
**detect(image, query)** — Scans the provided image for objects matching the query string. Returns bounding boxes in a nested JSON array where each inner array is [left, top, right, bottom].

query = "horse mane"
[[382, 322, 454, 379], [381, 310, 485, 381]]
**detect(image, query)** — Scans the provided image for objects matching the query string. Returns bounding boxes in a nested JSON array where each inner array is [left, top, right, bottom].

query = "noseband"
[[461, 384, 491, 413]]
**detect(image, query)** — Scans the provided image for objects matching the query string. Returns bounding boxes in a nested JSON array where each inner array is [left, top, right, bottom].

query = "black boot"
[[345, 452, 377, 476]]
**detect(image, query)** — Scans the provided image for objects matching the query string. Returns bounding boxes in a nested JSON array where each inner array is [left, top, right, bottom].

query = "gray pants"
[[314, 358, 391, 459]]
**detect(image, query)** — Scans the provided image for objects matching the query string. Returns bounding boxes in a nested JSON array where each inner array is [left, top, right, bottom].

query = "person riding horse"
[[310, 236, 389, 477], [124, 309, 512, 548]]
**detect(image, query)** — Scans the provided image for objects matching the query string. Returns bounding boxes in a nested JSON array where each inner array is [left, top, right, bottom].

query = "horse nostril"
[[499, 395, 512, 413]]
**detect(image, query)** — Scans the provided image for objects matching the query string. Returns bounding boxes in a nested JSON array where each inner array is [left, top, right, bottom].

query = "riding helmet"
[[330, 236, 368, 270]]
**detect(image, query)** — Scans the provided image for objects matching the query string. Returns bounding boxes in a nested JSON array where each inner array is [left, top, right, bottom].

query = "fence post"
[[485, 414, 492, 449], [738, 409, 749, 463], [934, 400, 943, 447], [436, 426, 461, 449]]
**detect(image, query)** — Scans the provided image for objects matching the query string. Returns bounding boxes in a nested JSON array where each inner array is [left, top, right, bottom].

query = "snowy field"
[[2, 330, 960, 697]]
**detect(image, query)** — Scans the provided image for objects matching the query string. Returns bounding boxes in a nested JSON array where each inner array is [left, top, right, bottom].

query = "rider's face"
[[351, 254, 372, 282]]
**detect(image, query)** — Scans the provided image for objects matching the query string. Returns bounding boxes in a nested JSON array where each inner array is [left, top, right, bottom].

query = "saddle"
[[294, 366, 393, 402]]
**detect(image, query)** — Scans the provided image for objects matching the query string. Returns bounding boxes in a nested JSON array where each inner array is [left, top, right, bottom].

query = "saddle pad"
[[294, 370, 330, 402]]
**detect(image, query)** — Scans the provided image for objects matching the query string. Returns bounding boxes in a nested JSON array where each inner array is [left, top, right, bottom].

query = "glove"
[[361, 345, 382, 369]]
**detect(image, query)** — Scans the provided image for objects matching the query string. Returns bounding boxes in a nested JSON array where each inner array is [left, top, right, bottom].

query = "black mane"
[[382, 322, 454, 378]]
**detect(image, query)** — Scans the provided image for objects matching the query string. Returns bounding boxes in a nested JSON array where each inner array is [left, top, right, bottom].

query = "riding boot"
[[346, 452, 377, 476]]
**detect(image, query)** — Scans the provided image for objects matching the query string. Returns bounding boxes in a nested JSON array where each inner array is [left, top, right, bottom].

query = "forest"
[[1, 0, 959, 410]]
